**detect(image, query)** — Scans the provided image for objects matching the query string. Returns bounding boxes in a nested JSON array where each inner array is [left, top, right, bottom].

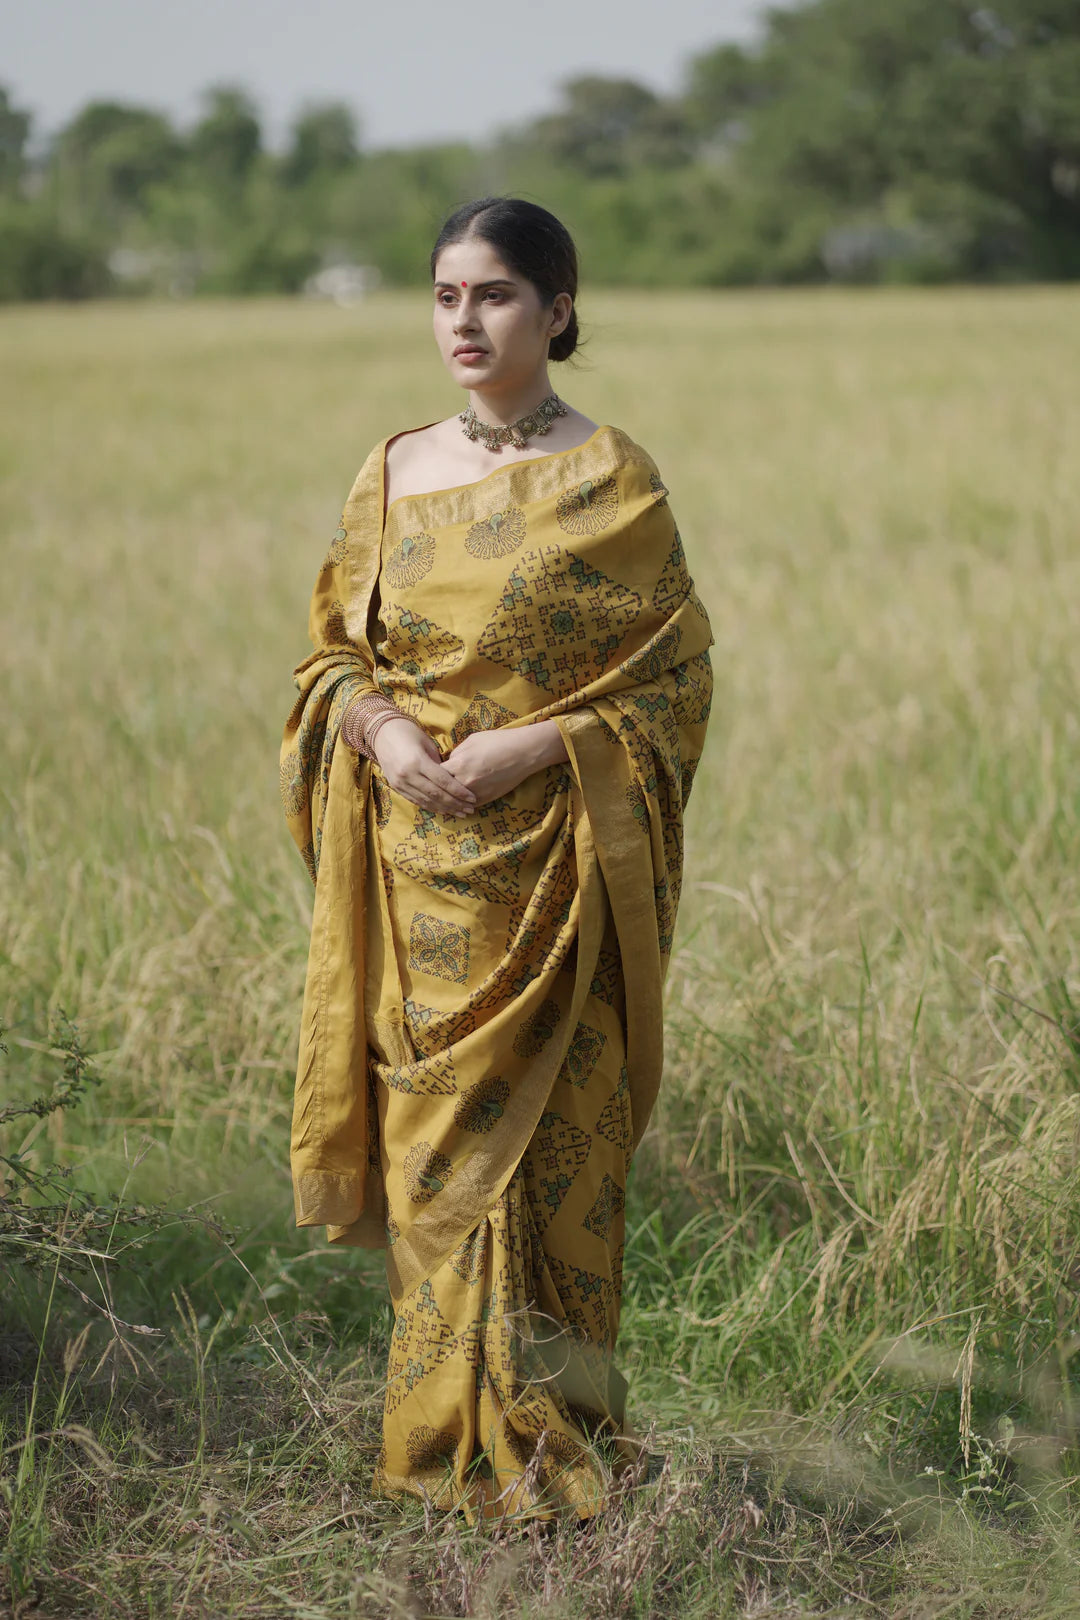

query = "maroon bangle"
[[341, 693, 417, 760]]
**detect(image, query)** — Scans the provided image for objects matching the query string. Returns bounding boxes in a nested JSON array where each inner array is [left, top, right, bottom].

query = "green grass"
[[2, 289, 1080, 1616]]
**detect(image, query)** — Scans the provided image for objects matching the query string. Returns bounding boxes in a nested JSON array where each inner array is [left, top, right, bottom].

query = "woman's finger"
[[395, 769, 475, 818], [419, 762, 476, 807]]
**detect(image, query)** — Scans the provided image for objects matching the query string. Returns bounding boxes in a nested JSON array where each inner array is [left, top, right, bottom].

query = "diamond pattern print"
[[652, 526, 691, 615], [595, 1065, 632, 1159], [408, 912, 470, 985], [477, 547, 643, 698], [582, 1173, 625, 1240], [376, 602, 464, 696], [378, 1049, 457, 1097], [531, 1110, 591, 1175], [558, 1022, 607, 1088]]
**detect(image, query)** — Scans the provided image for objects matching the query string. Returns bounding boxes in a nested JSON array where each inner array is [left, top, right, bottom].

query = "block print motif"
[[612, 1240, 625, 1297], [450, 691, 517, 745], [532, 1430, 586, 1482], [649, 472, 669, 508], [654, 875, 675, 956], [279, 751, 305, 817], [384, 1277, 459, 1411], [408, 912, 470, 985], [595, 1065, 632, 1160], [384, 532, 436, 589], [377, 602, 464, 696], [431, 821, 576, 1022], [536, 1171, 576, 1223], [582, 1173, 625, 1240], [671, 651, 714, 729], [558, 1022, 607, 1088], [653, 527, 692, 615], [370, 772, 393, 827], [404, 997, 477, 1057], [524, 1111, 591, 1230], [621, 622, 683, 686], [626, 778, 650, 832], [403, 1142, 454, 1204], [324, 599, 349, 644], [512, 997, 562, 1057], [323, 519, 349, 569], [453, 1076, 510, 1134], [555, 476, 619, 537], [531, 1110, 591, 1175], [405, 1425, 459, 1472], [610, 688, 680, 776], [546, 1255, 616, 1342], [376, 1049, 457, 1098], [505, 901, 526, 952], [393, 813, 531, 909], [589, 946, 623, 1008], [465, 506, 526, 560], [680, 756, 700, 804], [448, 1226, 486, 1286], [662, 812, 683, 910], [373, 674, 427, 720], [477, 546, 642, 697]]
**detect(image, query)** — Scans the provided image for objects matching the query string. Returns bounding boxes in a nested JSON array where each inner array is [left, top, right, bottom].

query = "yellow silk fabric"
[[280, 424, 713, 1517]]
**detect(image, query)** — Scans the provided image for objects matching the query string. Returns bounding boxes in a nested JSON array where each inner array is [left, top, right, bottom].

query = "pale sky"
[[6, 0, 768, 149]]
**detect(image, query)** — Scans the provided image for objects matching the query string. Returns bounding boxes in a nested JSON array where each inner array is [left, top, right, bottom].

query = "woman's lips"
[[454, 346, 488, 363]]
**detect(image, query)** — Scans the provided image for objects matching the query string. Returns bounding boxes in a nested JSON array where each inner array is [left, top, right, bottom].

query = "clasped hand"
[[372, 718, 568, 819]]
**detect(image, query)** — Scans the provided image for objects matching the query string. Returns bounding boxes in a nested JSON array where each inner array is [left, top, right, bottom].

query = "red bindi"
[[461, 281, 467, 288]]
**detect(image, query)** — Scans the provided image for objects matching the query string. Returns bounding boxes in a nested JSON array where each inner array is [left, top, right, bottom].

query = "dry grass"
[[2, 288, 1080, 1616]]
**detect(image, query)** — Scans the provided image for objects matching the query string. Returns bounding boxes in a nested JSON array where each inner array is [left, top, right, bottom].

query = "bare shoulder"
[[383, 419, 464, 509], [537, 406, 599, 452]]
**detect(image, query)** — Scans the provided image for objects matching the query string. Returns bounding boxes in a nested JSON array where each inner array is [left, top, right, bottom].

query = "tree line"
[[2, 0, 1078, 300]]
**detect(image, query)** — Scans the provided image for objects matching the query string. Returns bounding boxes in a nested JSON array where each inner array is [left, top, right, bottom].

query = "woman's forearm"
[[525, 718, 570, 768]]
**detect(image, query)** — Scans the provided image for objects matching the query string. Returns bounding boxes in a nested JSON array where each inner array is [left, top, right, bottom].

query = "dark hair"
[[431, 197, 581, 363]]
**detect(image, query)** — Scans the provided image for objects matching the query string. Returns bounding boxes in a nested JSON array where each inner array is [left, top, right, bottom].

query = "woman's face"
[[433, 235, 569, 396]]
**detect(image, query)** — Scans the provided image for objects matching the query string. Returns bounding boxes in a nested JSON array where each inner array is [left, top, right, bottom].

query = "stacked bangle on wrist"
[[341, 693, 412, 761]]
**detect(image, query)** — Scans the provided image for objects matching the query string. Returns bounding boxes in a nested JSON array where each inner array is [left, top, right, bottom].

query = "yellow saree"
[[280, 423, 713, 1521]]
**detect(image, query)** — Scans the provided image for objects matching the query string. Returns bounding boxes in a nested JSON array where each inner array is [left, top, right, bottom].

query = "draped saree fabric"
[[280, 424, 713, 1520]]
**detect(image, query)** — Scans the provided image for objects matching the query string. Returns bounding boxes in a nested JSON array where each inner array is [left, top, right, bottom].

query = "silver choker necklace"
[[459, 393, 568, 454]]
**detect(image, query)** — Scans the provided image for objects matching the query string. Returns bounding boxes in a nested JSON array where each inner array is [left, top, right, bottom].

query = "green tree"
[[736, 0, 1080, 276], [682, 43, 770, 142], [52, 101, 183, 228], [0, 203, 110, 299], [282, 102, 361, 186], [527, 76, 692, 177], [0, 86, 31, 195], [190, 86, 261, 195]]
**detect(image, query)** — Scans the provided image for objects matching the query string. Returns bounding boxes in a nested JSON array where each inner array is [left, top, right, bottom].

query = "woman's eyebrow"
[[433, 279, 516, 291]]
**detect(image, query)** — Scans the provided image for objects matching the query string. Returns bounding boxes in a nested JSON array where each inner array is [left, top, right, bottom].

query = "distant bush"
[[0, 204, 111, 302]]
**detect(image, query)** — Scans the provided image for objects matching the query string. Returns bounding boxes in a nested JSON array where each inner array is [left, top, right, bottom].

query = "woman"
[[280, 197, 713, 1523]]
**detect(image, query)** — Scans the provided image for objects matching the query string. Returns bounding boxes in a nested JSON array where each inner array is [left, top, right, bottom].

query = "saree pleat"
[[281, 424, 713, 1520]]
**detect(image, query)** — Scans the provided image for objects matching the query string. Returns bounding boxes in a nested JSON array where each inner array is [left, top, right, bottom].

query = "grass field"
[[3, 288, 1080, 1617]]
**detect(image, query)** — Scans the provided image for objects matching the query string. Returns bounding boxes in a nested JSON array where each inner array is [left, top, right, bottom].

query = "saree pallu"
[[280, 423, 713, 1521]]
